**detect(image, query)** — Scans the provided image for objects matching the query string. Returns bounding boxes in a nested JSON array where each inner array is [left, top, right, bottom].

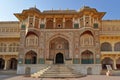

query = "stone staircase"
[[31, 66, 51, 78], [31, 64, 85, 78]]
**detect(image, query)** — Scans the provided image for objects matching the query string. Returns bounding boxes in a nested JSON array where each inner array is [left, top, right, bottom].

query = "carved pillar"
[[83, 15, 85, 27], [90, 16, 91, 26], [72, 18, 75, 28], [44, 18, 46, 28], [39, 18, 41, 28], [112, 43, 114, 52], [63, 18, 65, 28], [33, 16, 35, 27], [113, 59, 117, 70], [28, 16, 30, 26], [4, 59, 8, 70], [53, 18, 56, 28], [78, 18, 80, 28]]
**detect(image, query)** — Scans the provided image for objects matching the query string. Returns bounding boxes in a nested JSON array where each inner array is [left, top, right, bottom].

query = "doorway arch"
[[25, 50, 37, 64], [101, 57, 113, 69], [9, 58, 17, 70], [55, 53, 64, 64], [0, 58, 4, 70]]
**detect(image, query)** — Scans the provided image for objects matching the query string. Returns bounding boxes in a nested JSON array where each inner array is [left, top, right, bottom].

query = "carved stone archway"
[[46, 34, 72, 60], [49, 37, 69, 62]]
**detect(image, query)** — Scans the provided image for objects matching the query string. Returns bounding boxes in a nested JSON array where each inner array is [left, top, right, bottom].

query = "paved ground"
[[0, 75, 120, 80], [0, 70, 120, 80]]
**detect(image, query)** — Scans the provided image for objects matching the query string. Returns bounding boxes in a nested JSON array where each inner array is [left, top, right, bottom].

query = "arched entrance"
[[101, 57, 113, 69], [0, 58, 4, 69], [81, 50, 94, 64], [25, 50, 37, 64], [9, 58, 17, 70], [49, 37, 69, 60], [55, 53, 64, 64], [116, 58, 120, 69]]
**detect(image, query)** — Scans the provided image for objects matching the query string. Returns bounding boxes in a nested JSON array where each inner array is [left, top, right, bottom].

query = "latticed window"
[[114, 42, 120, 51], [65, 20, 73, 29], [46, 19, 53, 29], [26, 34, 38, 47], [101, 42, 112, 51], [0, 43, 7, 52], [80, 34, 94, 46], [8, 43, 19, 52]]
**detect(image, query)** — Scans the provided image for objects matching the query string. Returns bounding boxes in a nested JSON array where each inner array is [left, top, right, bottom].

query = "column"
[[33, 16, 35, 27], [44, 18, 46, 28], [113, 59, 117, 70], [72, 18, 75, 28], [28, 16, 30, 27], [63, 18, 65, 28], [93, 17, 94, 24], [83, 15, 85, 27], [4, 59, 8, 70], [112, 43, 114, 52], [53, 18, 56, 28], [89, 16, 91, 26], [39, 18, 41, 28], [78, 18, 80, 28]]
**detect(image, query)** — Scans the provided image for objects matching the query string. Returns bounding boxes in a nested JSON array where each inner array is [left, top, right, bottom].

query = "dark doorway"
[[0, 58, 4, 69], [9, 58, 17, 70], [55, 53, 64, 64]]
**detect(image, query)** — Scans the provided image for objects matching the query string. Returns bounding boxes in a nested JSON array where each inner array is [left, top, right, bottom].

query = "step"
[[31, 65, 86, 78]]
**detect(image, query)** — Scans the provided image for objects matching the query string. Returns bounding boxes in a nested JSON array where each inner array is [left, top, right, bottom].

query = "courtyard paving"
[[0, 70, 120, 80]]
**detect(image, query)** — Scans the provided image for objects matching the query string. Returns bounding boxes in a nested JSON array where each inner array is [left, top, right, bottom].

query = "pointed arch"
[[49, 37, 69, 59], [101, 57, 113, 69], [101, 42, 112, 51], [25, 50, 37, 64], [81, 50, 94, 64], [9, 58, 17, 69], [26, 31, 38, 37], [114, 42, 120, 51], [25, 32, 38, 47], [80, 31, 94, 46], [46, 34, 72, 59], [116, 58, 120, 69]]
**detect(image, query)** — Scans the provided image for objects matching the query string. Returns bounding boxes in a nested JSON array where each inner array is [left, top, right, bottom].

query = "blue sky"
[[0, 0, 120, 21]]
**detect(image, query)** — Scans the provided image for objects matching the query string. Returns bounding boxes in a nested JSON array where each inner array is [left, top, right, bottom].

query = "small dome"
[[80, 6, 90, 11], [29, 7, 41, 12]]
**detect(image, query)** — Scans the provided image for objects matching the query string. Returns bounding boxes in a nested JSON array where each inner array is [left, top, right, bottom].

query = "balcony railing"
[[0, 52, 18, 55], [101, 51, 120, 54]]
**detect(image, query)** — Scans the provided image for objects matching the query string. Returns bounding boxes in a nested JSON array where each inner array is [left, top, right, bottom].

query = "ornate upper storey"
[[14, 6, 105, 29], [0, 21, 20, 38]]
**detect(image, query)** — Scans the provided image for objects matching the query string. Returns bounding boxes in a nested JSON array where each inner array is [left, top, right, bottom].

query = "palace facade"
[[0, 6, 120, 75]]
